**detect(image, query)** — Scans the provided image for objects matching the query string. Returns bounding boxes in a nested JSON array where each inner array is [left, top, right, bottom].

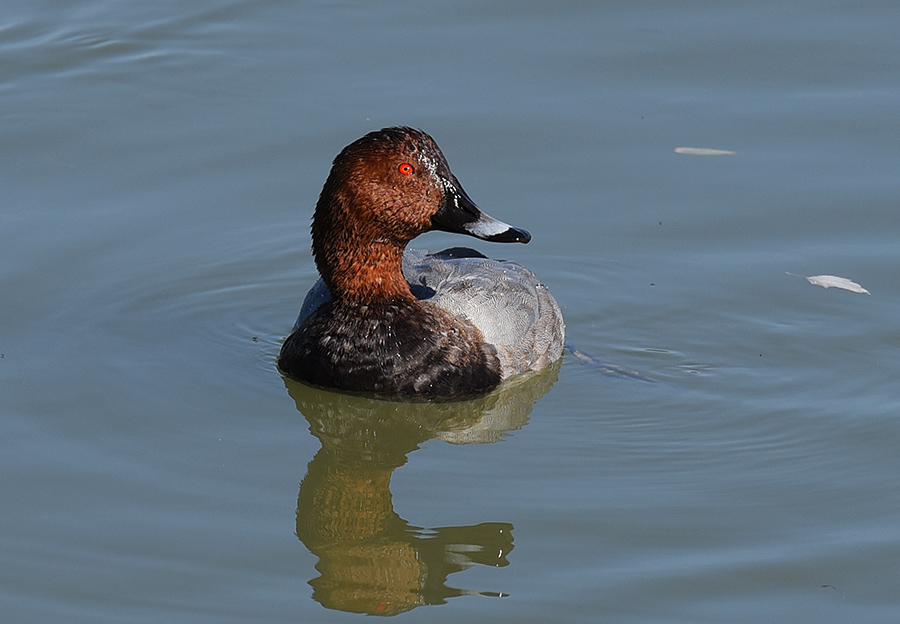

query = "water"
[[3, 1, 899, 622]]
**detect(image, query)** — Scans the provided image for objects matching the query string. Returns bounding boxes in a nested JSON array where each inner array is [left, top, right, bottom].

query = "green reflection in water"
[[285, 361, 560, 615]]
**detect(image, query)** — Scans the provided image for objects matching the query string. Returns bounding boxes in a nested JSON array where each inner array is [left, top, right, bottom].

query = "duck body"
[[278, 127, 564, 400]]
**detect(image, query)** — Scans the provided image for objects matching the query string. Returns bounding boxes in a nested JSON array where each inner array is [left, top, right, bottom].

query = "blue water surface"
[[2, 1, 899, 622]]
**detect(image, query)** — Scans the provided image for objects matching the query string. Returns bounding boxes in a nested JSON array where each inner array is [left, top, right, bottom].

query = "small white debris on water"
[[786, 272, 870, 295], [674, 147, 737, 156]]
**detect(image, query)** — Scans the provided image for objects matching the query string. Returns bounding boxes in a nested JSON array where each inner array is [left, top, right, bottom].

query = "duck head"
[[311, 127, 530, 303]]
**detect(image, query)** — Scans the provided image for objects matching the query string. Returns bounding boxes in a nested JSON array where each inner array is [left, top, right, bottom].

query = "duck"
[[278, 127, 564, 400]]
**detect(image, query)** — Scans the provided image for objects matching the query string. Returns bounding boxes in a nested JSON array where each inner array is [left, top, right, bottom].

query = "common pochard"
[[278, 127, 564, 399]]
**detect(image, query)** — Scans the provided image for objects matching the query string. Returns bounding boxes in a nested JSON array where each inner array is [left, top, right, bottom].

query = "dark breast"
[[277, 299, 502, 400]]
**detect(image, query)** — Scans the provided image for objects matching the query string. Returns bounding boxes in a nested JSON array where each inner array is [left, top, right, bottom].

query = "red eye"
[[398, 163, 414, 175]]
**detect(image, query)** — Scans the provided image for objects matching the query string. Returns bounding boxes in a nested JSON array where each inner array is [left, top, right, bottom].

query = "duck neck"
[[317, 241, 415, 305]]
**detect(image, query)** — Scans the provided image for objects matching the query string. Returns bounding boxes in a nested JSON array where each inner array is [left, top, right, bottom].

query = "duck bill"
[[430, 182, 531, 244]]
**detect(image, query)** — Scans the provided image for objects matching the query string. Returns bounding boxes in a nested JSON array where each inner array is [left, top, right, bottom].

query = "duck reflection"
[[285, 360, 560, 616]]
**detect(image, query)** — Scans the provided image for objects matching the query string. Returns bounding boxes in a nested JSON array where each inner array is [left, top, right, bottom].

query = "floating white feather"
[[674, 147, 737, 156], [786, 272, 870, 295]]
